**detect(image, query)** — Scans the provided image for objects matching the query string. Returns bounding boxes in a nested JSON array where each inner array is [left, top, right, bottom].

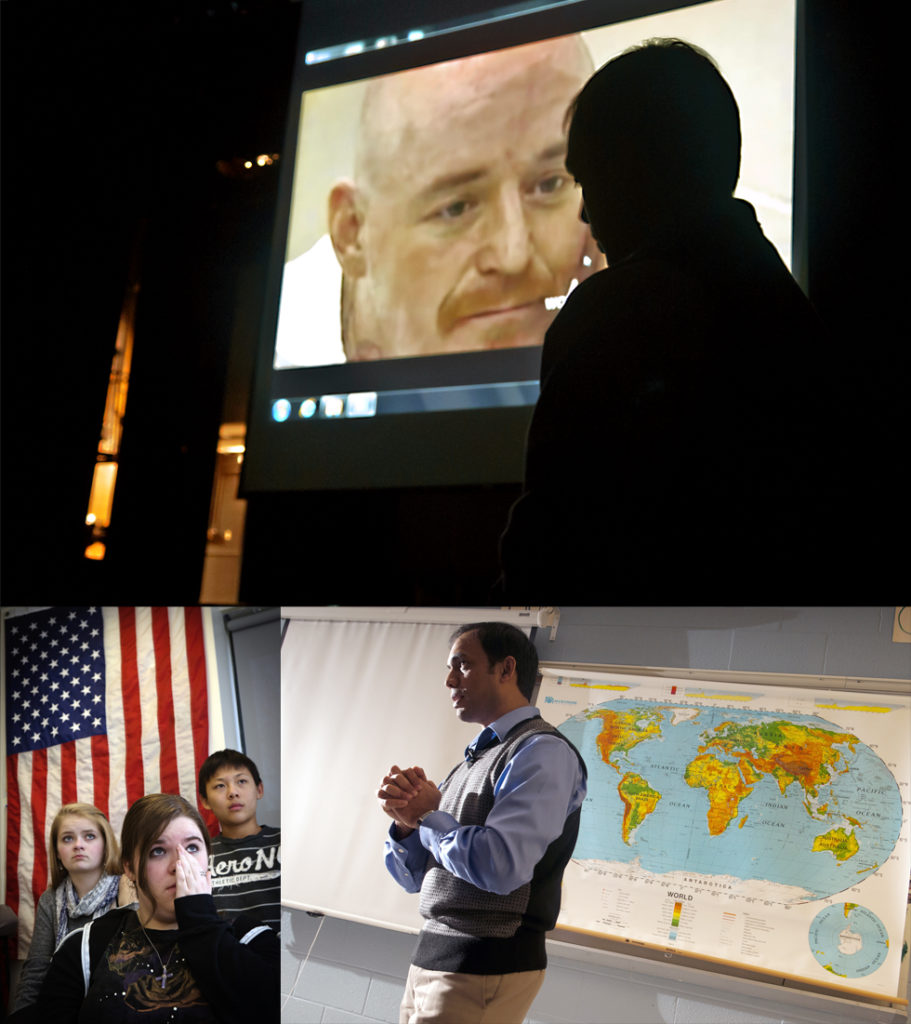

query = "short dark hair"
[[567, 38, 741, 201], [198, 748, 262, 798], [450, 622, 539, 701]]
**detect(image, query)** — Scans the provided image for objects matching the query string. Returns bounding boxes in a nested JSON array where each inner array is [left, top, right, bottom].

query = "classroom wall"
[[223, 606, 282, 827], [280, 606, 911, 1024]]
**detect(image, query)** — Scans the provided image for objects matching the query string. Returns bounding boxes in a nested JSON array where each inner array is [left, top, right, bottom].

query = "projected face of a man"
[[329, 37, 602, 359]]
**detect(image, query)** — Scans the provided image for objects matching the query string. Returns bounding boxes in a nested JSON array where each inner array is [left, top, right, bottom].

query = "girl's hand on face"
[[175, 843, 212, 899]]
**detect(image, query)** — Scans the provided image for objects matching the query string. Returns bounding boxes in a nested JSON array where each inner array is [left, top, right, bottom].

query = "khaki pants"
[[399, 964, 545, 1024]]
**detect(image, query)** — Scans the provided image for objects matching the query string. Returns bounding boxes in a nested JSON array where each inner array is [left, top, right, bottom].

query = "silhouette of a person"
[[499, 39, 845, 603]]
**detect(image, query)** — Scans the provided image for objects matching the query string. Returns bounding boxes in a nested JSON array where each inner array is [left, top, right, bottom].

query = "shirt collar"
[[465, 705, 539, 760]]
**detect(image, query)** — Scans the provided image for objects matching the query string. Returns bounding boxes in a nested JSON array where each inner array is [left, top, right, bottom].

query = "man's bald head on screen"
[[328, 35, 601, 361]]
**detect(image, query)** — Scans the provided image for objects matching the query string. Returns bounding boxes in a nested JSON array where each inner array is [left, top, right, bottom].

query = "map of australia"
[[557, 698, 903, 903]]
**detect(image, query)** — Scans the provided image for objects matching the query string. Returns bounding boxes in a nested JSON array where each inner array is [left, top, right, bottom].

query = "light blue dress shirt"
[[384, 706, 587, 896]]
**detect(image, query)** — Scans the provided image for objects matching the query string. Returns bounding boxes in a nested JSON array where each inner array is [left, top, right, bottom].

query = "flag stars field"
[[6, 610, 109, 753]]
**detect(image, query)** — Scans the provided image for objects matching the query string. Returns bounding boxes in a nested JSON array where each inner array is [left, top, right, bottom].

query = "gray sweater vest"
[[412, 716, 586, 974]]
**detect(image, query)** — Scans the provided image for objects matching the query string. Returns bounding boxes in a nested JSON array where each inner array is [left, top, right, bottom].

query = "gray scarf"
[[54, 872, 120, 947]]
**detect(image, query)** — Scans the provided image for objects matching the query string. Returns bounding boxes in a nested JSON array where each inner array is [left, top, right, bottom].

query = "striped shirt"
[[209, 824, 280, 931]]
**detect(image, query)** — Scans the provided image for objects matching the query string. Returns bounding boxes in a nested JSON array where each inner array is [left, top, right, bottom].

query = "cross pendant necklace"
[[138, 917, 177, 990]]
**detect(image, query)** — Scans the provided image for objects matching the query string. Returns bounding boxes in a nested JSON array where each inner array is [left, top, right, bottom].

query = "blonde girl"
[[11, 803, 122, 1011]]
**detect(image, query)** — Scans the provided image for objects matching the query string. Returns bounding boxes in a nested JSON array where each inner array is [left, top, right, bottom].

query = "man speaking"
[[377, 622, 587, 1023], [275, 35, 602, 366]]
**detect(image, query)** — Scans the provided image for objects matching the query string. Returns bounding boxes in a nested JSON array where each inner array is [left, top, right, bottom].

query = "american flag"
[[3, 606, 221, 957]]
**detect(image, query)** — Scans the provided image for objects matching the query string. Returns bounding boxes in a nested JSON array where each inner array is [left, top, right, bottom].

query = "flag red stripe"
[[184, 607, 217, 832], [5, 754, 22, 918], [60, 741, 78, 805], [152, 606, 180, 795], [119, 607, 144, 806], [92, 733, 110, 819], [30, 748, 49, 897]]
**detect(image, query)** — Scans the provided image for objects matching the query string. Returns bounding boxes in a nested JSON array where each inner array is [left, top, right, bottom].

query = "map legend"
[[719, 911, 738, 950], [668, 900, 683, 943]]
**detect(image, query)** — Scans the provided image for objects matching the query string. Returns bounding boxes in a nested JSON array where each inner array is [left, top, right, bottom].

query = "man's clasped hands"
[[378, 765, 442, 836]]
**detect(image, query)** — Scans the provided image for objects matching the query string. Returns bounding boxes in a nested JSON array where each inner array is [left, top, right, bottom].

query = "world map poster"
[[537, 670, 911, 1001]]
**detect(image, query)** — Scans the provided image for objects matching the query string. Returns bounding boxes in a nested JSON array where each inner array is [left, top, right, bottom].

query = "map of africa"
[[537, 672, 910, 1001], [555, 698, 902, 902]]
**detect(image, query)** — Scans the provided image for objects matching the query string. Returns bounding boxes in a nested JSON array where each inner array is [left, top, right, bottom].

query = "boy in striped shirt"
[[199, 749, 281, 931]]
